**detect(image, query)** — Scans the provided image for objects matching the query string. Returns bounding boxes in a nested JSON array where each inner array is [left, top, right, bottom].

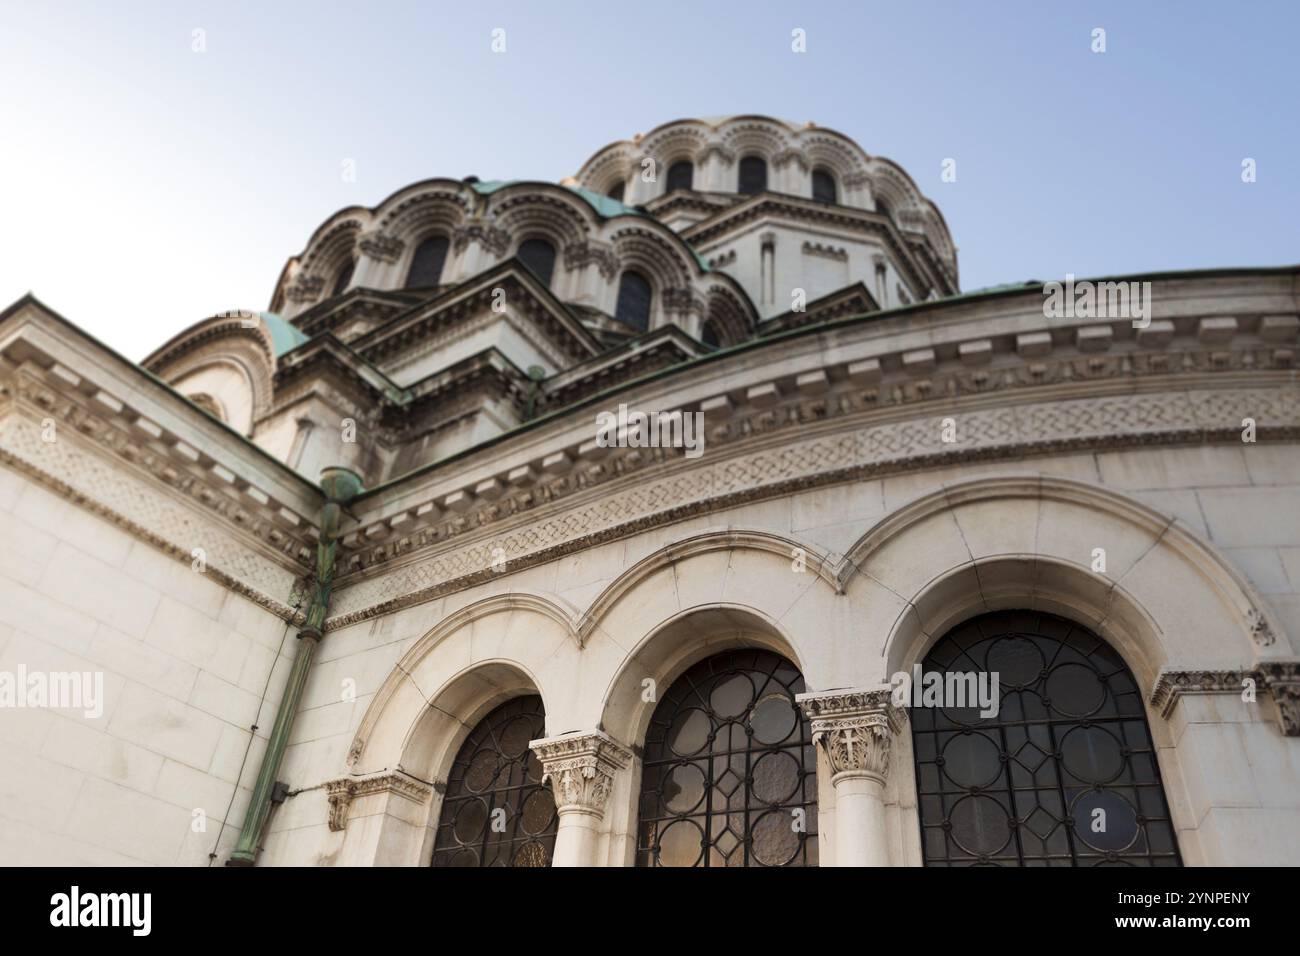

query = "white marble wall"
[[0, 466, 291, 866]]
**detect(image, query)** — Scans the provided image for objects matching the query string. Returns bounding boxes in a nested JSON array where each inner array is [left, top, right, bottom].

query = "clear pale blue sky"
[[2, 1, 1295, 360]]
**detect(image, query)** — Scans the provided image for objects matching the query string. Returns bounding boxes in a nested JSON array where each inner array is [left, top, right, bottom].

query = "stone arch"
[[346, 592, 581, 779], [702, 283, 755, 345], [608, 225, 694, 294], [720, 119, 788, 164], [298, 217, 364, 283], [803, 133, 868, 185], [599, 604, 807, 753], [581, 529, 844, 743], [834, 476, 1285, 693], [488, 188, 593, 253], [143, 318, 277, 428]]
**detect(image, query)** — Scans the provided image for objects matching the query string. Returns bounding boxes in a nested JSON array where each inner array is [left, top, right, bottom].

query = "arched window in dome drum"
[[876, 196, 892, 222], [405, 235, 449, 289], [637, 648, 818, 867], [701, 319, 720, 349], [606, 180, 625, 202], [430, 695, 557, 867], [614, 270, 652, 331], [331, 258, 354, 296], [516, 238, 557, 287], [738, 156, 767, 195], [911, 610, 1181, 867], [811, 168, 837, 204], [666, 160, 694, 193]]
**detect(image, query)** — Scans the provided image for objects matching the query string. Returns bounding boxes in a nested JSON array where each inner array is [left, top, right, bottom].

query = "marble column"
[[797, 688, 903, 867], [529, 730, 632, 867]]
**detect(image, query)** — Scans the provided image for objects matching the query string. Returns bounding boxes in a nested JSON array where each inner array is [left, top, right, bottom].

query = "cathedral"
[[1, 115, 1297, 867]]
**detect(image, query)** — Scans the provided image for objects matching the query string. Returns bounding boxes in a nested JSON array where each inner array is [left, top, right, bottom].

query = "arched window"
[[811, 168, 837, 204], [738, 156, 767, 195], [637, 649, 818, 867], [430, 695, 557, 867], [614, 270, 652, 331], [405, 235, 449, 289], [700, 319, 720, 349], [516, 238, 557, 287], [331, 259, 354, 296], [666, 160, 694, 193], [606, 180, 625, 202], [876, 197, 892, 222], [911, 610, 1181, 866]]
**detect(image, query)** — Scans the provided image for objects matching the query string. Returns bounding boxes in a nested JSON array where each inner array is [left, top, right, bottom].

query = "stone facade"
[[1, 115, 1298, 866]]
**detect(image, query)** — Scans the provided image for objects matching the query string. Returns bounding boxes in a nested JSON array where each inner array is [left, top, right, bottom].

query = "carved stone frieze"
[[452, 221, 511, 258], [357, 231, 406, 263], [285, 274, 325, 304], [1151, 663, 1300, 736], [326, 383, 1299, 626], [562, 241, 619, 279]]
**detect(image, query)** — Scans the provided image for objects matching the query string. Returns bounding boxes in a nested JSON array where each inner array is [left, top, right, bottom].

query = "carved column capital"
[[530, 730, 632, 817], [797, 688, 904, 784], [1260, 661, 1300, 736], [323, 770, 433, 832]]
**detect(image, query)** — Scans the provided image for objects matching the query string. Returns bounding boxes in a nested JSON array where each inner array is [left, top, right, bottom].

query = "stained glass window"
[[666, 160, 694, 193], [614, 271, 652, 331], [738, 156, 767, 195], [911, 610, 1181, 867], [405, 235, 449, 289], [811, 168, 837, 204], [430, 695, 556, 867], [637, 649, 818, 867], [517, 238, 557, 287]]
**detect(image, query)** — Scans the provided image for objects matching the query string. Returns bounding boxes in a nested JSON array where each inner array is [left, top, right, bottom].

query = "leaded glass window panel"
[[911, 610, 1181, 867], [430, 695, 556, 867], [637, 649, 818, 867]]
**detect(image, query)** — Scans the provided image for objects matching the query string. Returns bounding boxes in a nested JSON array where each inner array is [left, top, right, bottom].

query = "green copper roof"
[[471, 180, 643, 220], [260, 311, 310, 356]]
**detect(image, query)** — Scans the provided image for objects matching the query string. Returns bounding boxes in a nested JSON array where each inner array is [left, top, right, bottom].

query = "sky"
[[1, 1, 1296, 361]]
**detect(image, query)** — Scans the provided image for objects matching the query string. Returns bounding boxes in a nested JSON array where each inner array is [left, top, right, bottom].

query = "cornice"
[[322, 306, 1298, 623], [683, 194, 951, 298], [0, 362, 313, 620], [1151, 664, 1300, 735], [325, 376, 1298, 626], [324, 770, 433, 831]]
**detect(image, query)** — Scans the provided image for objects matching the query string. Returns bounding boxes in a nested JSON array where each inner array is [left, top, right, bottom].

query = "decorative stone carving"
[[1151, 664, 1300, 736], [285, 274, 325, 304], [358, 231, 406, 263], [1149, 669, 1253, 718], [562, 241, 619, 279], [661, 286, 703, 314], [803, 241, 848, 261], [797, 689, 903, 784], [1259, 661, 1300, 736], [326, 382, 1299, 626], [323, 770, 433, 832], [452, 222, 511, 257], [530, 731, 631, 816]]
